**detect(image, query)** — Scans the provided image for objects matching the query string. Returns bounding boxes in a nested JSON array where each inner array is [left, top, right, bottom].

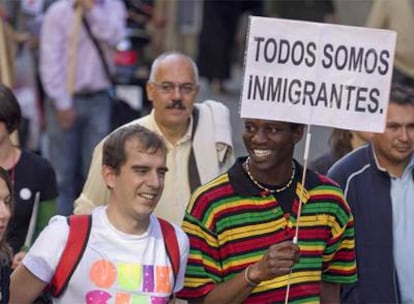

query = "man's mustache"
[[166, 100, 186, 110]]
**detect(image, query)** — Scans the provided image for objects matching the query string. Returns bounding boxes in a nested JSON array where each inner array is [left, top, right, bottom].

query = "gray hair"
[[148, 51, 199, 84]]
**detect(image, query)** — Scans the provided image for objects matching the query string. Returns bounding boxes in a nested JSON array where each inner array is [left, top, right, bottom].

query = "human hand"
[[76, 0, 96, 11], [247, 241, 300, 284], [12, 251, 26, 269], [13, 31, 31, 43], [56, 108, 76, 130]]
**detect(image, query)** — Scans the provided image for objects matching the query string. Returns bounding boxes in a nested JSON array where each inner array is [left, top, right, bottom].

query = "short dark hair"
[[389, 83, 414, 106], [0, 84, 22, 134], [290, 122, 304, 130], [329, 128, 353, 159], [102, 124, 167, 175]]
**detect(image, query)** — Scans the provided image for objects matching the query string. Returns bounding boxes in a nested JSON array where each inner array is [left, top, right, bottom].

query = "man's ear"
[[102, 165, 116, 189], [293, 126, 305, 144], [193, 84, 200, 97], [146, 82, 154, 104]]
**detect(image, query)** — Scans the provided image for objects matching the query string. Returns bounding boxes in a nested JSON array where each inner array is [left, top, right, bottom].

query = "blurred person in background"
[[0, 84, 57, 271], [8, 0, 59, 151], [310, 129, 373, 175], [267, 0, 337, 23], [366, 0, 414, 87], [0, 167, 14, 304], [40, 0, 126, 215], [197, 0, 263, 94]]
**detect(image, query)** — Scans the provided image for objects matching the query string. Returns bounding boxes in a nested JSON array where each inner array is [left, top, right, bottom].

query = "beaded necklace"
[[244, 157, 296, 193]]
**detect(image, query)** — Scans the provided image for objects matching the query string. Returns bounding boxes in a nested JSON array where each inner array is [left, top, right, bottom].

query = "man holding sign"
[[175, 15, 403, 303], [177, 118, 357, 303], [328, 84, 414, 303]]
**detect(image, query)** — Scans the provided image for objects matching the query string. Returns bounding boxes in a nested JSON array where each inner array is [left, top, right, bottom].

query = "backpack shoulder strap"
[[50, 214, 92, 297], [157, 217, 180, 289]]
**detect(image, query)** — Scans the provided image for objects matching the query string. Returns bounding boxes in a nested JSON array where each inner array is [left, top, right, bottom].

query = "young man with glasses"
[[74, 52, 234, 225]]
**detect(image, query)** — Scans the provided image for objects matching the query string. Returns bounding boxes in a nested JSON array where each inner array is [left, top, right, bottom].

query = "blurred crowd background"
[[0, 0, 383, 158]]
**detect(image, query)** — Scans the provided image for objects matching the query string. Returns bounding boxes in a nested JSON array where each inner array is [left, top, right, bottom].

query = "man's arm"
[[74, 140, 109, 214], [188, 241, 300, 304], [320, 282, 340, 304], [39, 5, 72, 111], [189, 270, 256, 304], [365, 0, 387, 28], [10, 265, 48, 304], [12, 198, 57, 269]]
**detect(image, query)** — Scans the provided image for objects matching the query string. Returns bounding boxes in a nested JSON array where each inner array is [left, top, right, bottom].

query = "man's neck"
[[106, 205, 150, 235], [374, 149, 411, 178], [384, 160, 410, 178], [156, 119, 191, 146]]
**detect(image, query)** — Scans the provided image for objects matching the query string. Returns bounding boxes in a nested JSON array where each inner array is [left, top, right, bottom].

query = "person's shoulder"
[[329, 144, 370, 176], [117, 114, 151, 130], [306, 169, 353, 213], [21, 150, 55, 172], [160, 218, 188, 243], [196, 100, 230, 115], [187, 171, 231, 213], [39, 215, 70, 238], [45, 0, 69, 15], [198, 99, 228, 108], [152, 216, 189, 249], [307, 165, 341, 188], [194, 171, 230, 196], [309, 151, 336, 175]]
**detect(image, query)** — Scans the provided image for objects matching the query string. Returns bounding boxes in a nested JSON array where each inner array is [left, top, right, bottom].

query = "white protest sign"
[[240, 16, 396, 133]]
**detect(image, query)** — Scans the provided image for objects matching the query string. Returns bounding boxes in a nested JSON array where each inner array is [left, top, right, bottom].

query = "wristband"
[[244, 265, 259, 287]]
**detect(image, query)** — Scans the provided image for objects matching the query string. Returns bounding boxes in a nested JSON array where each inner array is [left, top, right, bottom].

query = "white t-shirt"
[[23, 206, 189, 304]]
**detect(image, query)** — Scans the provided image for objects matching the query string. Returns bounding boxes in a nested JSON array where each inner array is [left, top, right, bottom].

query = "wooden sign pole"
[[67, 5, 83, 96], [0, 18, 11, 86], [0, 18, 19, 146]]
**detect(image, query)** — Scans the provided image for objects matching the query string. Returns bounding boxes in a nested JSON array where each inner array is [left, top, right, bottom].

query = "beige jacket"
[[73, 100, 234, 224], [366, 0, 414, 78]]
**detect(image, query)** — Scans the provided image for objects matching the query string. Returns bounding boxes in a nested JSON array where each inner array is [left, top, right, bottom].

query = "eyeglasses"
[[150, 82, 198, 95]]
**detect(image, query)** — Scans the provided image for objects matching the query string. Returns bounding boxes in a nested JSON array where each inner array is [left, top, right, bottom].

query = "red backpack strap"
[[158, 217, 180, 289], [49, 214, 92, 297]]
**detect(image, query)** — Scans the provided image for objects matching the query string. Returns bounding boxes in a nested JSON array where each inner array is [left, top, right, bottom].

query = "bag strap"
[[188, 107, 201, 192], [157, 217, 180, 290], [49, 215, 179, 297], [82, 17, 114, 85], [49, 214, 92, 297]]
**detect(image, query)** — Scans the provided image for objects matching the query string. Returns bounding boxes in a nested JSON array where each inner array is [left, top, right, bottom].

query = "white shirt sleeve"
[[173, 224, 190, 293], [22, 216, 70, 283]]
